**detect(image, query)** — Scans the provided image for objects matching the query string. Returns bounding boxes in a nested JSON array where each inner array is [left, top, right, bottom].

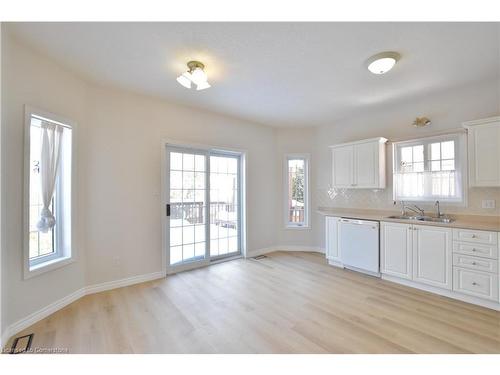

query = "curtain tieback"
[[37, 207, 56, 233]]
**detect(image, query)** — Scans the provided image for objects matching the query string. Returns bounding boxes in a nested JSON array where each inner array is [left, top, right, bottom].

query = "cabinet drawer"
[[452, 228, 497, 245], [452, 241, 498, 259], [452, 254, 498, 273], [453, 267, 499, 301]]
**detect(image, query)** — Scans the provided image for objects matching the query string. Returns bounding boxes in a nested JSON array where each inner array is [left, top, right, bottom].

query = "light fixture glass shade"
[[176, 72, 192, 89], [176, 61, 211, 90], [368, 57, 396, 74], [196, 81, 211, 91], [190, 67, 208, 85], [366, 52, 400, 75]]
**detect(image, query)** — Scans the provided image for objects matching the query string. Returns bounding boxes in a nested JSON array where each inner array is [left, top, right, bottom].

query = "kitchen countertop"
[[317, 207, 500, 232]]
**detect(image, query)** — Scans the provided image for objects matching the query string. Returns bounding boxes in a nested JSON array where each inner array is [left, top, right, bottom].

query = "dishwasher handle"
[[340, 218, 379, 228]]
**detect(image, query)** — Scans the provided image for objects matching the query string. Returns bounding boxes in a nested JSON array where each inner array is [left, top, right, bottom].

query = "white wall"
[[83, 84, 278, 285], [274, 127, 318, 249], [1, 33, 279, 329], [1, 33, 88, 330], [312, 79, 500, 249]]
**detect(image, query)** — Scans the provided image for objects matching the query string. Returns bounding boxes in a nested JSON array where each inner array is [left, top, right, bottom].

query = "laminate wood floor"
[[5, 251, 500, 353]]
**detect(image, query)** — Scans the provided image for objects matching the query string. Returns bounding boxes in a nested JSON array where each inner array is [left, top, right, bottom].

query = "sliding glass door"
[[166, 146, 241, 271], [209, 154, 241, 259]]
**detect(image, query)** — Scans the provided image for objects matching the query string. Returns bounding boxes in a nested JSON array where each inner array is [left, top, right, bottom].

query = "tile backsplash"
[[316, 186, 500, 216]]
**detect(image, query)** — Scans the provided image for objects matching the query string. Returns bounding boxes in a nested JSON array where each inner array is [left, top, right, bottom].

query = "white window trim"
[[392, 133, 468, 206], [284, 153, 311, 230], [23, 105, 77, 279]]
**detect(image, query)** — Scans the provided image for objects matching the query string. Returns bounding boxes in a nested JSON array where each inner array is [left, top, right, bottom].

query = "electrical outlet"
[[482, 200, 496, 209]]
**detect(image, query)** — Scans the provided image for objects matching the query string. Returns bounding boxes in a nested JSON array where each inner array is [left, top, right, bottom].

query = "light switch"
[[482, 200, 496, 209]]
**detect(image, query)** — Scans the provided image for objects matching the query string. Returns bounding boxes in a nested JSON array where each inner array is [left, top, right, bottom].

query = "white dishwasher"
[[338, 218, 380, 277]]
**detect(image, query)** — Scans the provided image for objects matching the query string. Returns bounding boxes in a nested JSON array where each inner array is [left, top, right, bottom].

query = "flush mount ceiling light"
[[366, 51, 401, 75], [176, 61, 211, 91]]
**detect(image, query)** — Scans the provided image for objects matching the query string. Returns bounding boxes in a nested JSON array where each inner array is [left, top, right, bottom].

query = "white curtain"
[[394, 170, 460, 201], [37, 121, 64, 233]]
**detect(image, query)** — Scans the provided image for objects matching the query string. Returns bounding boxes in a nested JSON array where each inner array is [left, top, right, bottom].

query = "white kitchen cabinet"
[[412, 225, 453, 290], [325, 216, 341, 264], [381, 222, 452, 289], [379, 221, 499, 308], [453, 267, 499, 301], [381, 222, 412, 279], [331, 146, 353, 188], [463, 116, 500, 187], [330, 137, 387, 189]]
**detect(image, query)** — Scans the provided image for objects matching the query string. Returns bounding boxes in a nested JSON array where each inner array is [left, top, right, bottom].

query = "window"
[[285, 154, 310, 228], [393, 134, 466, 203], [25, 107, 74, 277]]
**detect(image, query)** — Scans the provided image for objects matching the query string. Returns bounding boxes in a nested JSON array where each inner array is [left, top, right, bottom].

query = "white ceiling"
[[7, 22, 500, 127]]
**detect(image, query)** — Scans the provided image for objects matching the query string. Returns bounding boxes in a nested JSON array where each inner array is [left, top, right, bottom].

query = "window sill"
[[24, 255, 75, 280], [285, 225, 311, 231]]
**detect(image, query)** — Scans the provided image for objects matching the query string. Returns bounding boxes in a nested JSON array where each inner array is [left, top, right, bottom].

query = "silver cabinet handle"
[[471, 234, 476, 238]]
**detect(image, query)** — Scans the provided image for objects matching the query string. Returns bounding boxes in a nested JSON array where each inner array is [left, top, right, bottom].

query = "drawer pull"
[[471, 234, 476, 238], [472, 282, 478, 286], [471, 261, 477, 265], [472, 248, 476, 252]]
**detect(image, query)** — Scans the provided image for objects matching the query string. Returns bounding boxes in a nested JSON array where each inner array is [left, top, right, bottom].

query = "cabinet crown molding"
[[462, 115, 500, 128]]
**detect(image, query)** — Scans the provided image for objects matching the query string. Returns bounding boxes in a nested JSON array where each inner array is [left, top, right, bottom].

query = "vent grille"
[[8, 333, 34, 354], [252, 255, 267, 260]]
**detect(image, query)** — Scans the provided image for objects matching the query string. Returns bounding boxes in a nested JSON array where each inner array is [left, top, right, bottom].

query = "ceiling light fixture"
[[176, 61, 211, 90], [366, 52, 400, 75]]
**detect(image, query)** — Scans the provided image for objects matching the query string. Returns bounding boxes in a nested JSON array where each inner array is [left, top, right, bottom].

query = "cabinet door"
[[325, 216, 340, 262], [332, 145, 353, 188], [412, 225, 452, 290], [381, 222, 412, 279], [354, 142, 378, 188], [471, 122, 500, 187]]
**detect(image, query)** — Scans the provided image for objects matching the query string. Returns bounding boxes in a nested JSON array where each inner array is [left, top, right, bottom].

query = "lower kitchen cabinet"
[[453, 267, 499, 301], [412, 225, 453, 290], [381, 222, 412, 279], [381, 221, 500, 309], [325, 216, 341, 264], [381, 222, 453, 289], [380, 223, 453, 290]]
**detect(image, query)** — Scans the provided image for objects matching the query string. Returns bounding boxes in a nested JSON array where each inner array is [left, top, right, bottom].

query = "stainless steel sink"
[[419, 216, 454, 223], [386, 215, 420, 220], [386, 215, 454, 223]]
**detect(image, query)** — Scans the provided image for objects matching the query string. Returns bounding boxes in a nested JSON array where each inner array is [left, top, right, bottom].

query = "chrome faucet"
[[435, 200, 443, 218], [405, 204, 425, 216], [394, 201, 424, 216], [394, 200, 406, 215]]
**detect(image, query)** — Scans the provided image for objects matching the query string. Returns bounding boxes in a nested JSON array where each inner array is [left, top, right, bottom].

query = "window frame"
[[392, 133, 468, 205], [23, 106, 77, 279], [284, 153, 311, 229]]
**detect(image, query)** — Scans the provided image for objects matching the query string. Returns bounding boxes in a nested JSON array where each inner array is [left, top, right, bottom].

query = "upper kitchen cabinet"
[[330, 137, 387, 189], [463, 116, 500, 187]]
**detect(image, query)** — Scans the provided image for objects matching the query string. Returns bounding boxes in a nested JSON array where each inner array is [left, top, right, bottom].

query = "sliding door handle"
[[166, 204, 171, 217]]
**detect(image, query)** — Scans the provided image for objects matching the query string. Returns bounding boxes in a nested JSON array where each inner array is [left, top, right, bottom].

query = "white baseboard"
[[85, 271, 165, 295], [246, 246, 279, 257], [247, 246, 324, 257], [3, 287, 86, 347], [274, 245, 325, 254], [2, 271, 166, 346]]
